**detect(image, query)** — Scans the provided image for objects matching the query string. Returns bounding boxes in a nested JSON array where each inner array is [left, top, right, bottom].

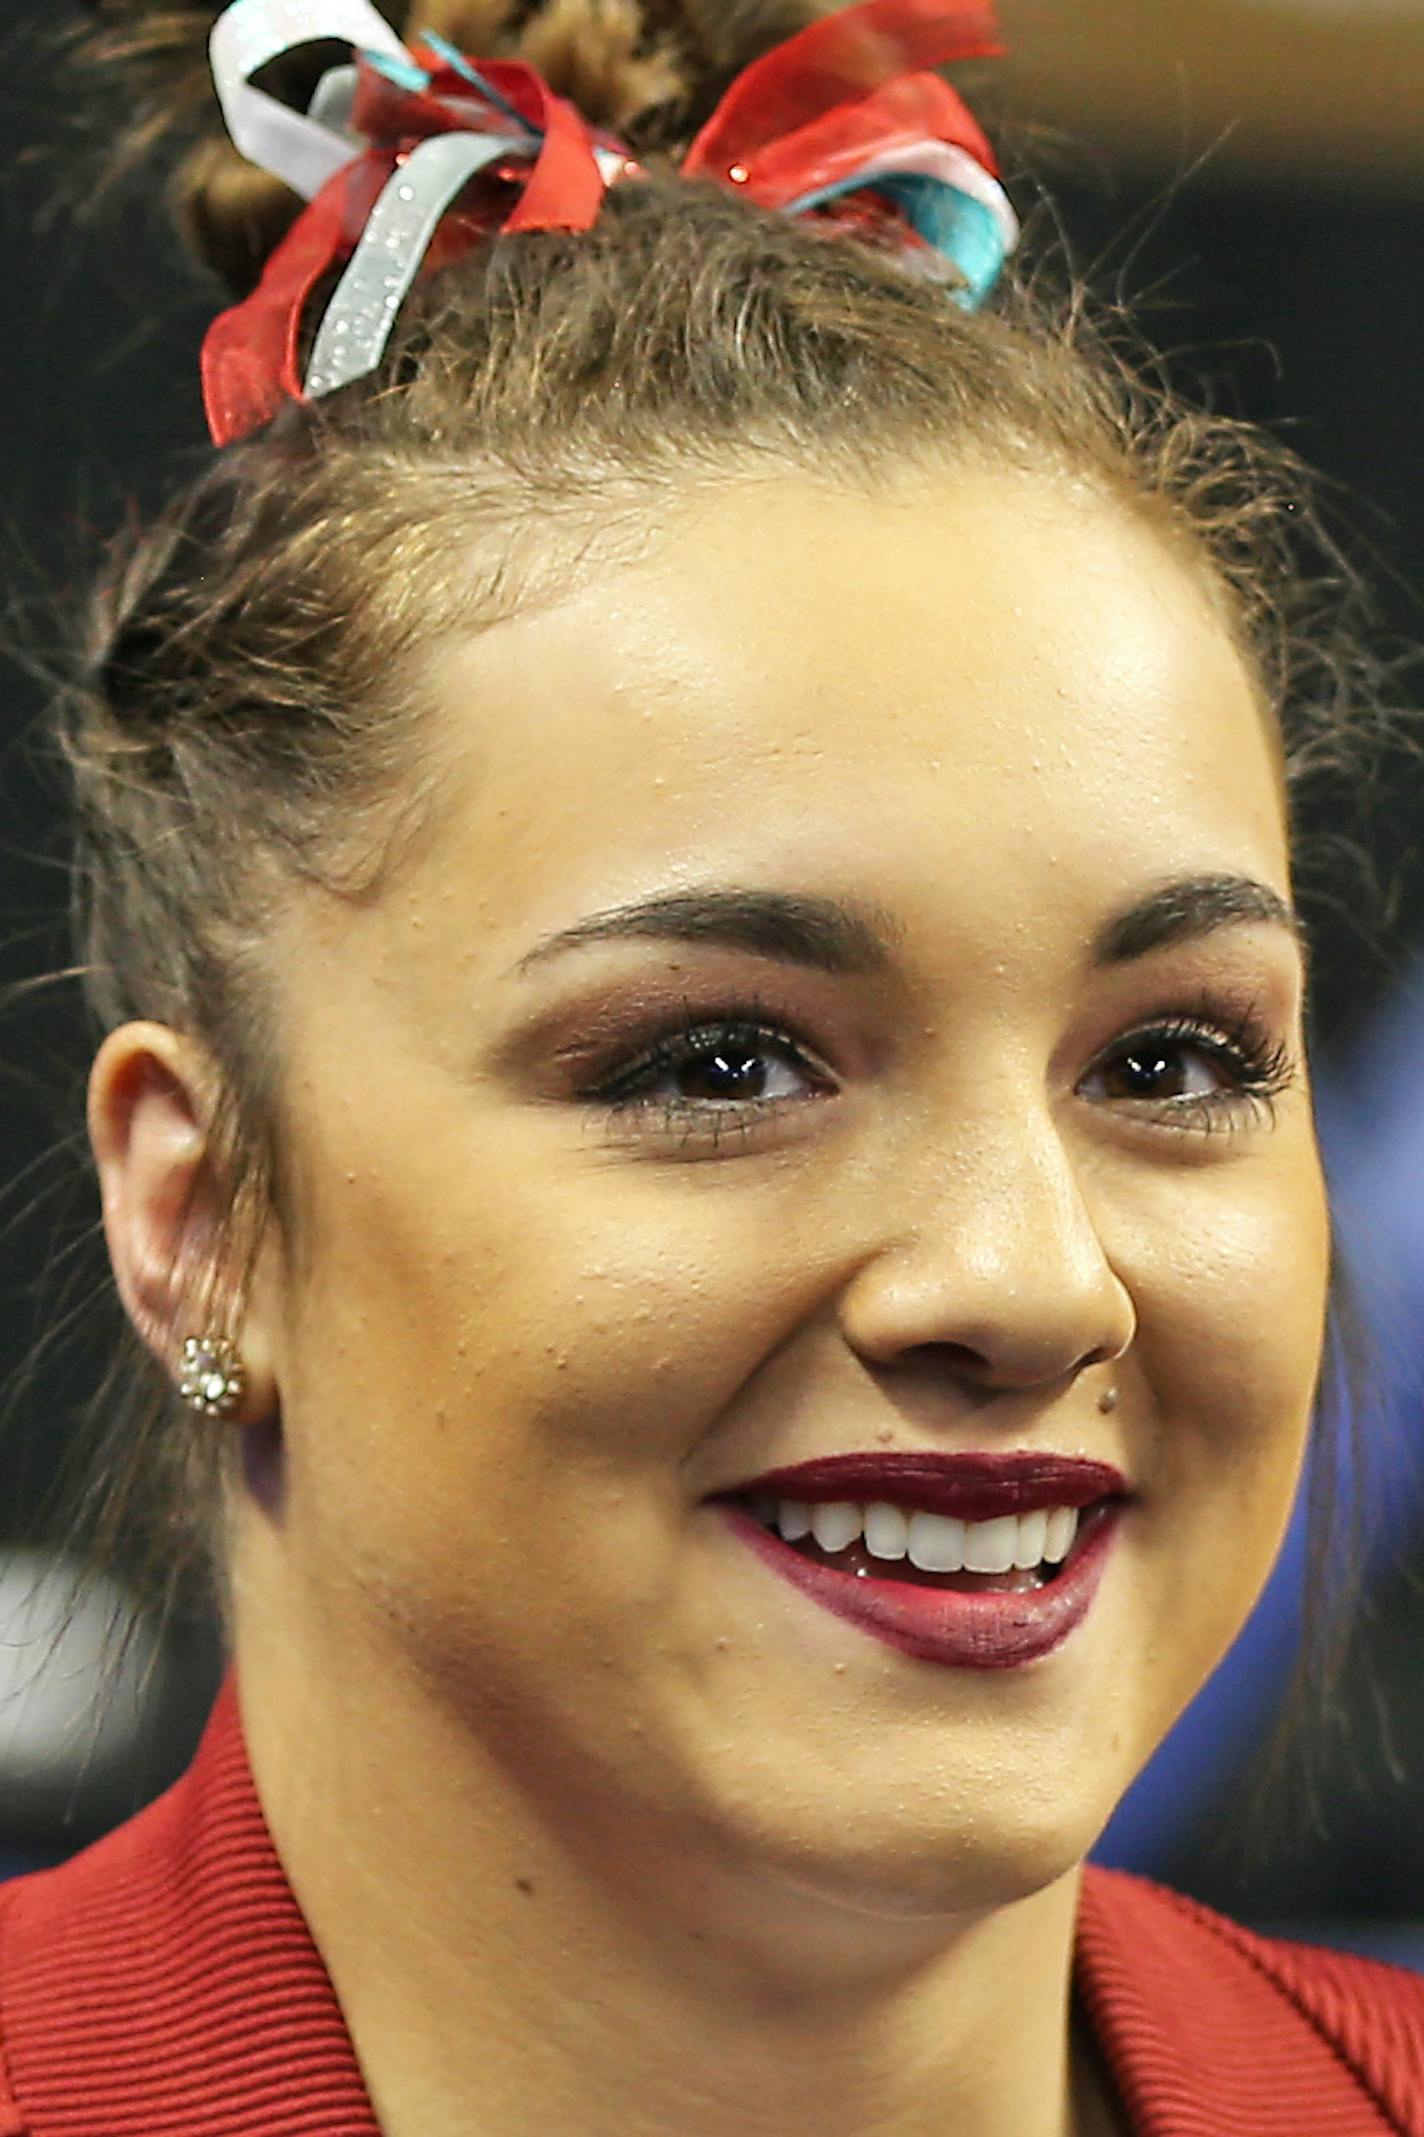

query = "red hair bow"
[[202, 0, 1010, 447]]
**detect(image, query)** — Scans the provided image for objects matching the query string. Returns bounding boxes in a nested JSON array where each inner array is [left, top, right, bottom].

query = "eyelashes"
[[588, 996, 837, 1141], [581, 987, 1299, 1146], [1083, 1003, 1296, 1133]]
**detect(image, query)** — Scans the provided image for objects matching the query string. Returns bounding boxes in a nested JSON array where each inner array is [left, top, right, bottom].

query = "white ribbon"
[[304, 131, 531, 396], [210, 0, 410, 201]]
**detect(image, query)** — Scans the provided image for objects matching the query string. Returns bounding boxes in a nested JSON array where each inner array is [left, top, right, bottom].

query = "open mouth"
[[716, 1493, 1116, 1595]]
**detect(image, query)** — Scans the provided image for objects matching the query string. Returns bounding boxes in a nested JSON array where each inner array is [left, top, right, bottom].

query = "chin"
[[709, 1771, 1112, 1935]]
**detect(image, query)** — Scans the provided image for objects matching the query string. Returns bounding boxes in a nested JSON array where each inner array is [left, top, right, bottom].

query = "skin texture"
[[91, 460, 1332, 2137]]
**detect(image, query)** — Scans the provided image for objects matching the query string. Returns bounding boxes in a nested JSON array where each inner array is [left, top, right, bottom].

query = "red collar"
[[0, 1673, 377, 2136], [1, 1672, 1413, 2135]]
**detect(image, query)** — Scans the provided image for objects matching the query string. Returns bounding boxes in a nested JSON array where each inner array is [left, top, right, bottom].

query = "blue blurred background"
[[0, 0, 1421, 1962]]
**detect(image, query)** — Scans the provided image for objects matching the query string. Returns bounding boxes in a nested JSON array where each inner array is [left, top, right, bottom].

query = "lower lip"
[[714, 1500, 1123, 1670]]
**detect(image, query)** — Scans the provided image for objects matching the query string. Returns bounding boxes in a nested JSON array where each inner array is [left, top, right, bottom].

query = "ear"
[[87, 1022, 278, 1423]]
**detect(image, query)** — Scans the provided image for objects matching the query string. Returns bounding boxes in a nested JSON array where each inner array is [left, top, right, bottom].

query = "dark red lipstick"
[[711, 1451, 1129, 1672], [722, 1451, 1128, 1524]]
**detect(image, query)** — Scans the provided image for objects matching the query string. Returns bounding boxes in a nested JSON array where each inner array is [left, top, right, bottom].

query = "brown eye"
[[596, 1019, 829, 1113], [666, 1038, 783, 1104], [1095, 1035, 1228, 1103], [1081, 1012, 1296, 1131]]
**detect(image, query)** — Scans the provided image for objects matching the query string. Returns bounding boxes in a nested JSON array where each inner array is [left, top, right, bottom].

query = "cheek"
[[1120, 1145, 1331, 1674], [266, 1091, 855, 1779], [273, 1084, 829, 1575], [1146, 1168, 1328, 1461]]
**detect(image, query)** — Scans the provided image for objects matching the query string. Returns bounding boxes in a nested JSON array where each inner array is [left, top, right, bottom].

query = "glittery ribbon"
[[202, 0, 1018, 446], [210, 0, 409, 197]]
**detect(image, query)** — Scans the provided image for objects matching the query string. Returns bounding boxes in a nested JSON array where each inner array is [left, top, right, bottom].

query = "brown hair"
[[39, 4, 1413, 1808]]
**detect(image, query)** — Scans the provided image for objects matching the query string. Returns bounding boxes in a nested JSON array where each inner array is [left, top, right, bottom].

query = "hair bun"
[[76, 2, 349, 291], [413, 2, 688, 148], [399, 4, 843, 162], [75, 1, 840, 293]]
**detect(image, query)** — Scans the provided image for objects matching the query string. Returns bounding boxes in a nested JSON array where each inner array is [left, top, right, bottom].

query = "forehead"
[[413, 460, 1290, 973]]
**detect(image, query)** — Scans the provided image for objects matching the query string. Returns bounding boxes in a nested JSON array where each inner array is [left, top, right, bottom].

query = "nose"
[[834, 1103, 1136, 1399]]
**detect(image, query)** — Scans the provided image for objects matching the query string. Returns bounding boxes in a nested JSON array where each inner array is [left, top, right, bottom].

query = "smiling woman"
[[3, 1, 1422, 2134]]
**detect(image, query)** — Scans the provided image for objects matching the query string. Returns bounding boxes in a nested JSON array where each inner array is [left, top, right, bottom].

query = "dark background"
[[1, 1, 1422, 1945]]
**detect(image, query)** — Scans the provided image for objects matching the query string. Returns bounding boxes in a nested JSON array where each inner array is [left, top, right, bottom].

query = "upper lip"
[[716, 1451, 1129, 1522]]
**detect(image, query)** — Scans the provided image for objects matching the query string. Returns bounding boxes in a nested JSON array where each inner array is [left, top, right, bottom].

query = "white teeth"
[[862, 1501, 910, 1559], [1043, 1506, 1079, 1564], [1013, 1508, 1049, 1569], [758, 1496, 1087, 1572], [809, 1501, 861, 1553], [906, 1511, 966, 1572], [961, 1514, 1019, 1574]]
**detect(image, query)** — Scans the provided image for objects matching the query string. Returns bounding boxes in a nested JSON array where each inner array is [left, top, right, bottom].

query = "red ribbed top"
[[0, 1672, 1420, 2134]]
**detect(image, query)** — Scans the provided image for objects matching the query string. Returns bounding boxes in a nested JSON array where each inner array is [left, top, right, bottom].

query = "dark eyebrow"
[[514, 874, 1308, 981], [515, 889, 901, 977], [1089, 873, 1310, 979]]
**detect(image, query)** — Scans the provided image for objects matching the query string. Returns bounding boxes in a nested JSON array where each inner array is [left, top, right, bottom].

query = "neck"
[[232, 1597, 1106, 2137]]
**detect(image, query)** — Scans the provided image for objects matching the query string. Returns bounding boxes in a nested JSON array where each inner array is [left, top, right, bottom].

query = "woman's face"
[[243, 459, 1330, 1924]]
